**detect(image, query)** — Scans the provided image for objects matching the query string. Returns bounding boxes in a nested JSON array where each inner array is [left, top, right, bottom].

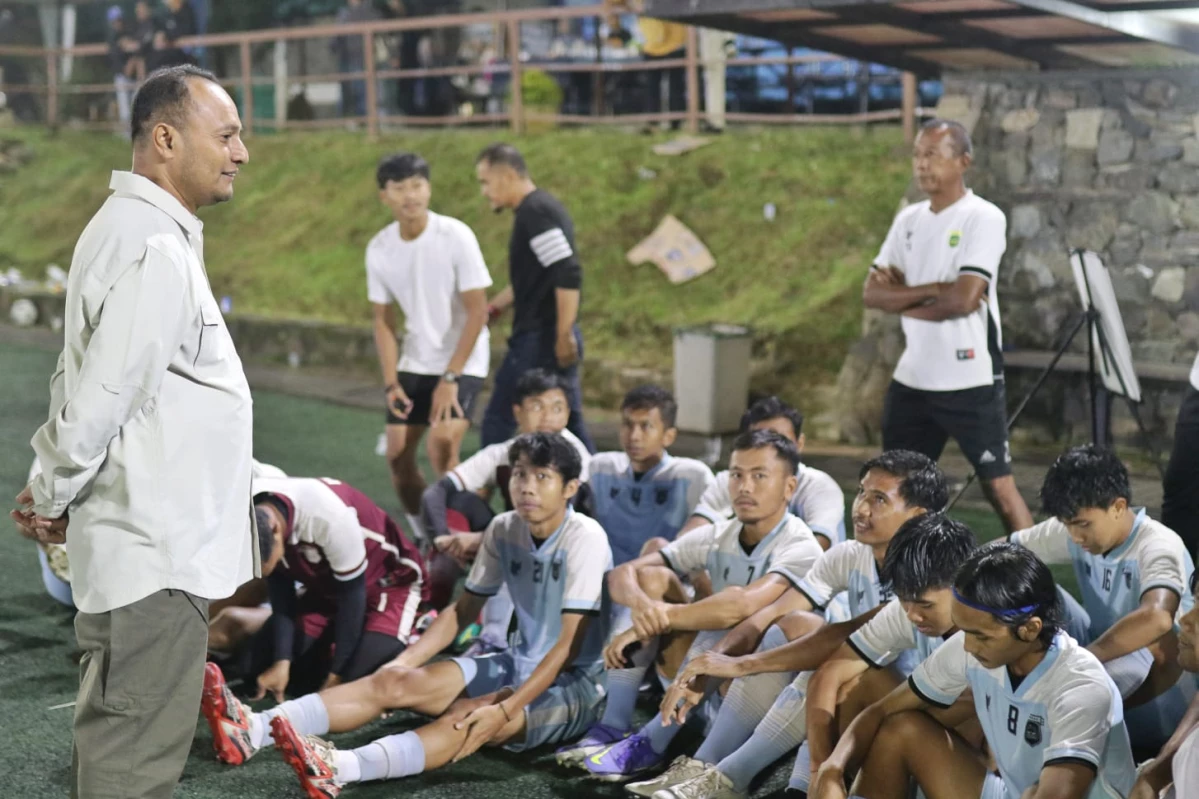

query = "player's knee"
[[372, 664, 417, 703], [776, 609, 824, 641], [637, 565, 679, 600], [876, 710, 927, 754], [639, 537, 670, 557]]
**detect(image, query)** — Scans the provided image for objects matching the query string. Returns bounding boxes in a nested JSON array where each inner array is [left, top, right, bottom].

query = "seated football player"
[[584, 384, 716, 566], [420, 368, 590, 654], [1131, 569, 1199, 799], [626, 452, 947, 798], [654, 512, 977, 799], [811, 540, 1137, 799], [201, 433, 612, 799], [576, 430, 824, 782], [1015, 444, 1194, 749], [681, 396, 845, 551], [204, 473, 430, 724]]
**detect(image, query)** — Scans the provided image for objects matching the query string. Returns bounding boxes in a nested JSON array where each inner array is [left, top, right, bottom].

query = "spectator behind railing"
[[105, 6, 138, 127], [332, 0, 381, 118]]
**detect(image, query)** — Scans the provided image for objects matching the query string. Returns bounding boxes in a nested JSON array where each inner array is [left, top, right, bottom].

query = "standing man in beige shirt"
[[10, 64, 256, 799]]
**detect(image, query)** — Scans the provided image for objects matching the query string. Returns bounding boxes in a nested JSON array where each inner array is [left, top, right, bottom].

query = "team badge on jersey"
[[1024, 715, 1044, 746], [510, 560, 522, 576], [949, 231, 961, 247], [655, 488, 669, 505], [552, 561, 561, 581]]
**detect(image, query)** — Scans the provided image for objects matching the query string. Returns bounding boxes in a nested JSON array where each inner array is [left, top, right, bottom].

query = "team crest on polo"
[[1024, 715, 1044, 746], [609, 486, 620, 499], [510, 560, 522, 576], [655, 488, 669, 505], [551, 561, 561, 581], [948, 231, 961, 247]]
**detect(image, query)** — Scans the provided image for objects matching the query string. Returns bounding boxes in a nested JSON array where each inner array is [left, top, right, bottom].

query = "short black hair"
[[476, 142, 528, 176], [376, 152, 430, 188], [731, 429, 801, 476], [859, 450, 948, 513], [254, 505, 276, 564], [953, 541, 1063, 647], [508, 431, 583, 484], [881, 513, 976, 601], [513, 368, 567, 405], [1039, 444, 1132, 520], [621, 385, 677, 429], [131, 64, 221, 143], [740, 396, 803, 439], [918, 118, 973, 158]]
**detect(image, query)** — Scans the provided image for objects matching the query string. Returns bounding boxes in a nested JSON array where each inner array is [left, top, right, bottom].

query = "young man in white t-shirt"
[[865, 118, 1032, 534], [367, 153, 493, 524]]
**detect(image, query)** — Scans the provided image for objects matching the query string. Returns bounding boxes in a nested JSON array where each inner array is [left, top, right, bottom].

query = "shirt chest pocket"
[[194, 302, 226, 368]]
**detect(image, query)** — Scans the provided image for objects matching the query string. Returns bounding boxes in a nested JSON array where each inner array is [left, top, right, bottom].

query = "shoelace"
[[655, 757, 703, 784], [618, 734, 656, 766], [672, 767, 725, 799], [304, 735, 337, 773]]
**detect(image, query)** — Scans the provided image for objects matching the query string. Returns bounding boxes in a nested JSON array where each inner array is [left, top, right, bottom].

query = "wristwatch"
[[442, 371, 460, 384]]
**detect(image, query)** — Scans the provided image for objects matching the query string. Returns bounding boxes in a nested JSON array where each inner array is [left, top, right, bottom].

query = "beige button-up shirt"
[[29, 171, 259, 614]]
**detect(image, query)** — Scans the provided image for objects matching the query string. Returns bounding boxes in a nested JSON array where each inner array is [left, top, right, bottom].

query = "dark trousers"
[[1163, 385, 1199, 558], [645, 49, 686, 119], [480, 326, 595, 452], [72, 589, 209, 799]]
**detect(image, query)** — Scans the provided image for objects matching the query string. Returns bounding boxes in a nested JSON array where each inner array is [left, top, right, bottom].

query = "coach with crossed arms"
[[11, 65, 257, 799]]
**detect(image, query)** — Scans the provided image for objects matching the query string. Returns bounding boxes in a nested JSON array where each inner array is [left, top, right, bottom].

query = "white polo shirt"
[[29, 171, 257, 614], [874, 190, 1006, 392], [366, 211, 493, 378]]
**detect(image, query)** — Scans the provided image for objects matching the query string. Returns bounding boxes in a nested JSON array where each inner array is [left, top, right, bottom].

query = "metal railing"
[[0, 3, 925, 140]]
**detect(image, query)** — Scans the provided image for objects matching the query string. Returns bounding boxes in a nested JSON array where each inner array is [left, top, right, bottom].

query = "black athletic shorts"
[[386, 371, 485, 426], [881, 379, 1012, 480]]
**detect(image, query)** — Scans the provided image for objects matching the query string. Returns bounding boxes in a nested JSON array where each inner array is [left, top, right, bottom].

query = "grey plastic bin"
[[673, 323, 752, 435]]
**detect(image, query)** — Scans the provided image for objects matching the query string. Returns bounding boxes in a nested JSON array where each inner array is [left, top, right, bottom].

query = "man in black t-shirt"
[[475, 143, 595, 452]]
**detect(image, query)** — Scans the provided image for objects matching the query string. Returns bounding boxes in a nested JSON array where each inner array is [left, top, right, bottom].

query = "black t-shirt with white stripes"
[[509, 188, 582, 337]]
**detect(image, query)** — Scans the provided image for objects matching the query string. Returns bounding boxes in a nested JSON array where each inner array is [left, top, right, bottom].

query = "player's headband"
[[952, 588, 1038, 619]]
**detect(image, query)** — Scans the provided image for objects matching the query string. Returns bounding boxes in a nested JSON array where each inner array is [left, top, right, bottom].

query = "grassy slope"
[[0, 127, 910, 403]]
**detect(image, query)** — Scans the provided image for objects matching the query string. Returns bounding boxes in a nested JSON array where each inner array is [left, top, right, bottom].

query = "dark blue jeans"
[[481, 326, 595, 453]]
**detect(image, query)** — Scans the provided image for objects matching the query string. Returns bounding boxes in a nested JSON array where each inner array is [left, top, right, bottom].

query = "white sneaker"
[[653, 765, 746, 799], [626, 756, 708, 797]]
